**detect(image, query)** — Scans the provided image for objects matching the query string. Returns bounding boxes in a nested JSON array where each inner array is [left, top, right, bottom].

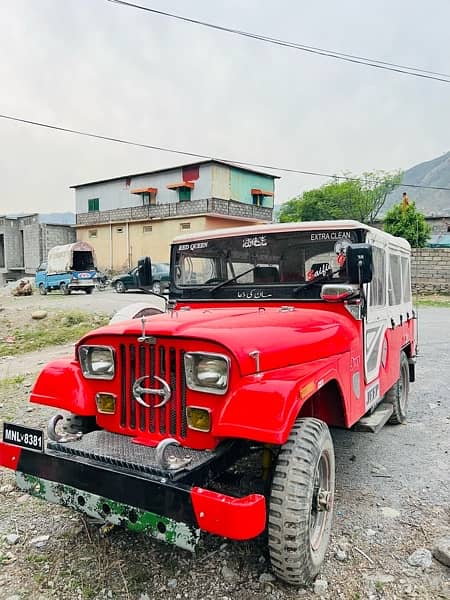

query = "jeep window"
[[369, 246, 386, 306], [173, 229, 361, 299], [388, 254, 403, 306], [401, 256, 411, 303]]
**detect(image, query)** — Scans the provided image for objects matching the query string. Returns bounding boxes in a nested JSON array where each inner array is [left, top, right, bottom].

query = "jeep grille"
[[118, 342, 187, 438]]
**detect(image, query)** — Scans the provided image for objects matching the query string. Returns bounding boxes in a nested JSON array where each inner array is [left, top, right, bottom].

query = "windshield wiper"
[[210, 266, 256, 293]]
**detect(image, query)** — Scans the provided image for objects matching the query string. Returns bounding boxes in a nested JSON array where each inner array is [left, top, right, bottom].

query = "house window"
[[116, 227, 124, 233], [88, 198, 99, 212], [130, 187, 158, 205], [179, 188, 191, 202], [251, 188, 274, 207], [180, 222, 191, 231], [143, 225, 153, 233], [88, 229, 97, 238], [167, 181, 194, 202]]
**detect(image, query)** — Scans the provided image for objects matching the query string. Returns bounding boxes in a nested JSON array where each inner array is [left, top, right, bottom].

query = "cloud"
[[0, 0, 449, 213]]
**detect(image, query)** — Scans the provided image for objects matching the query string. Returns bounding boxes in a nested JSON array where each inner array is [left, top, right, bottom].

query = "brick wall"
[[412, 248, 450, 294]]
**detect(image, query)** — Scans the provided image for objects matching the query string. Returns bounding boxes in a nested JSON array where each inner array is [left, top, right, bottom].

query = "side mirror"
[[346, 244, 373, 284], [137, 257, 152, 287], [321, 284, 359, 302]]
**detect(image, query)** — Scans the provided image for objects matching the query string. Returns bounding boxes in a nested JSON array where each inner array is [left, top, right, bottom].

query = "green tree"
[[383, 201, 431, 247], [279, 171, 402, 224]]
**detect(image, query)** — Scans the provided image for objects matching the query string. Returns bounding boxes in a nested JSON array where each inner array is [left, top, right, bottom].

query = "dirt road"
[[0, 298, 449, 599]]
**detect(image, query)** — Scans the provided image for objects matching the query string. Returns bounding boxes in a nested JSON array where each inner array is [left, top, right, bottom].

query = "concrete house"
[[0, 214, 75, 285], [74, 160, 277, 272]]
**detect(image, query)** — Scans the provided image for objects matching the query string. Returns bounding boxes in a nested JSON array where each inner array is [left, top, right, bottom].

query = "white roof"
[[173, 220, 410, 251]]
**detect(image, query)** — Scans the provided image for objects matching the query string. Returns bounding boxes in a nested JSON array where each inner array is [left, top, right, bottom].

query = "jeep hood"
[[88, 306, 356, 376]]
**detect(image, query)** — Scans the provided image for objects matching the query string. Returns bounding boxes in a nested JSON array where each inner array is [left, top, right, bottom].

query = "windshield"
[[172, 228, 362, 300]]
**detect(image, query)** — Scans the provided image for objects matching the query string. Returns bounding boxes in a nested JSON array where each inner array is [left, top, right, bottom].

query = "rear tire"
[[39, 284, 47, 295], [268, 418, 335, 586], [60, 282, 70, 295], [385, 351, 409, 424]]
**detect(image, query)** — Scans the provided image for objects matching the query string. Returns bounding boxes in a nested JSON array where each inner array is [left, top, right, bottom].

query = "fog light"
[[96, 393, 116, 414], [186, 407, 211, 432]]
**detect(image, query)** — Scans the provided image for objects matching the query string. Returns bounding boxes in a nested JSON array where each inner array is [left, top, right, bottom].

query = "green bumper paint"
[[16, 472, 199, 552]]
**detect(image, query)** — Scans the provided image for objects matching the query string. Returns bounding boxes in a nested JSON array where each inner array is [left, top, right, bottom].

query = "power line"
[[1, 112, 450, 192], [105, 0, 450, 84]]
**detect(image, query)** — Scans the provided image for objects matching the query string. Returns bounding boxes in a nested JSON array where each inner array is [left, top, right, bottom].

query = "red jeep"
[[0, 220, 416, 585]]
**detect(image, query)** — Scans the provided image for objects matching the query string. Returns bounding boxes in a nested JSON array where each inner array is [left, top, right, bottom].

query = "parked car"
[[112, 262, 170, 294]]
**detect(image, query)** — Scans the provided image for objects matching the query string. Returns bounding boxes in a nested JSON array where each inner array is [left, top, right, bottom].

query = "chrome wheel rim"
[[310, 451, 332, 552]]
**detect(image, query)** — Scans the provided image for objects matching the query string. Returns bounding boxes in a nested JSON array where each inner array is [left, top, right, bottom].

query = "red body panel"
[[31, 359, 97, 415], [0, 441, 22, 470], [191, 488, 266, 539], [27, 302, 416, 449]]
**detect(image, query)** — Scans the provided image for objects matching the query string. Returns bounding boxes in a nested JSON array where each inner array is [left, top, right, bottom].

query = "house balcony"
[[76, 198, 273, 226]]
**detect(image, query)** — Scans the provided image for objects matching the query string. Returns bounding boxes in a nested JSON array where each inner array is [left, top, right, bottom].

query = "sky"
[[0, 0, 449, 214]]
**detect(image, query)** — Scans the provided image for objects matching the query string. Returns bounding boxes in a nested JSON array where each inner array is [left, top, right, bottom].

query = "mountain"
[[385, 152, 450, 216]]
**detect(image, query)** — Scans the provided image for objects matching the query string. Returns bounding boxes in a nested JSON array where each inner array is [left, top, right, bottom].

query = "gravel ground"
[[0, 293, 449, 600]]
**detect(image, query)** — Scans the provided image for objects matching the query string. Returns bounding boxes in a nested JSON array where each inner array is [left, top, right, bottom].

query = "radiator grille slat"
[[129, 345, 136, 429], [118, 341, 186, 439]]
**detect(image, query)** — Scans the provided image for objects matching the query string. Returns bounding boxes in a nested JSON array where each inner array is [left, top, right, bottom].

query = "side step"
[[353, 403, 393, 433]]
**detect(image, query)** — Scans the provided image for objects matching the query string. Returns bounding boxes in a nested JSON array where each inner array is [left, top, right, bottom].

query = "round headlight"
[[197, 358, 228, 387], [90, 348, 114, 375], [184, 352, 230, 394], [79, 346, 115, 380]]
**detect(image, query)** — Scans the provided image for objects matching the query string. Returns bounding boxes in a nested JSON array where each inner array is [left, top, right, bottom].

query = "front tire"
[[115, 281, 126, 294], [85, 287, 93, 295], [268, 418, 335, 586], [39, 283, 47, 295], [385, 351, 409, 424]]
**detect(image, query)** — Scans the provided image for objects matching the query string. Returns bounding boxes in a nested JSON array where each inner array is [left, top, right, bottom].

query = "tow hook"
[[47, 414, 83, 443], [155, 438, 192, 470]]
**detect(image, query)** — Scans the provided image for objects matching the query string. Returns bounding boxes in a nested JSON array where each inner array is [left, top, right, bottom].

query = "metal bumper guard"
[[0, 441, 266, 551]]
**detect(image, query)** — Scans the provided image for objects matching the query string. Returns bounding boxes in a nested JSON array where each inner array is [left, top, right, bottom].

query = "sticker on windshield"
[[334, 239, 351, 270], [310, 231, 352, 241], [178, 241, 208, 251], [242, 235, 268, 248], [237, 289, 272, 299]]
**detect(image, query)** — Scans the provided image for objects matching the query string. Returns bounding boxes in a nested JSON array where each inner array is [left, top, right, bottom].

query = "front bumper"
[[0, 438, 266, 550], [69, 280, 94, 288]]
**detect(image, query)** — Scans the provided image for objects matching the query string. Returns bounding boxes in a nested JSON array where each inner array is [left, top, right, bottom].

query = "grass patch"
[[0, 310, 109, 357], [416, 295, 450, 308], [0, 374, 26, 388]]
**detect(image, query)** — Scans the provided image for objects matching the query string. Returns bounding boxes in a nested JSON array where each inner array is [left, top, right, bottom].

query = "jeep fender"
[[30, 358, 96, 415], [215, 354, 350, 445]]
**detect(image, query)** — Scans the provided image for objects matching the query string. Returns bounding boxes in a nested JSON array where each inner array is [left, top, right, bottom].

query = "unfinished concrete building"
[[0, 214, 75, 285]]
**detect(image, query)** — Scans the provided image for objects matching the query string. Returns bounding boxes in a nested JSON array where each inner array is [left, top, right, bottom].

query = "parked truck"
[[35, 241, 98, 295], [1, 220, 417, 585]]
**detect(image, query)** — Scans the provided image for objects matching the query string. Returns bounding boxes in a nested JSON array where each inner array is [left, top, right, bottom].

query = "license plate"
[[3, 423, 44, 452]]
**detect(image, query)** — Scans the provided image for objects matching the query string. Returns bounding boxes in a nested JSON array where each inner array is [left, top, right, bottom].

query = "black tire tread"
[[385, 351, 409, 424], [268, 418, 335, 585]]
